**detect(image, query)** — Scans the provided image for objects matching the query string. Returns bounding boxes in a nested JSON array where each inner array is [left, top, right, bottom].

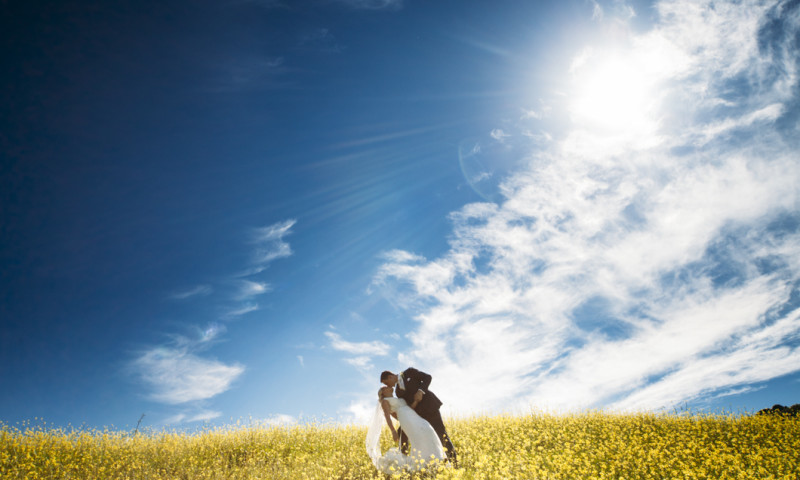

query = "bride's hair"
[[377, 386, 389, 400]]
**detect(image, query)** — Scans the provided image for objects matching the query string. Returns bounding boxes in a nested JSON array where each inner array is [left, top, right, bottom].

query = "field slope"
[[2, 411, 798, 479]]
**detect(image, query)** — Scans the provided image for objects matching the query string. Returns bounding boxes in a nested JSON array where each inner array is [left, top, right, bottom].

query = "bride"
[[366, 386, 446, 473]]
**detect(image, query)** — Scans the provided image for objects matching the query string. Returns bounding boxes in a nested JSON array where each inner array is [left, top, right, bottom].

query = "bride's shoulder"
[[384, 397, 403, 406]]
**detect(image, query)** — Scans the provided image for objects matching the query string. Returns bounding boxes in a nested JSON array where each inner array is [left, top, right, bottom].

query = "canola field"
[[2, 411, 798, 479]]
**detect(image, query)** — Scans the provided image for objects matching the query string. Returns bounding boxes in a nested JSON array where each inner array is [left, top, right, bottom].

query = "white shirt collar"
[[396, 373, 405, 390]]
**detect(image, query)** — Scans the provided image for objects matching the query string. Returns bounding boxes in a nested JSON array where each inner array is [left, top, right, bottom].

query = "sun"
[[569, 50, 658, 133]]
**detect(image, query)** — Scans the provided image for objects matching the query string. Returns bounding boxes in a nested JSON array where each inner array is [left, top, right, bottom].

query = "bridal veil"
[[365, 401, 385, 468]]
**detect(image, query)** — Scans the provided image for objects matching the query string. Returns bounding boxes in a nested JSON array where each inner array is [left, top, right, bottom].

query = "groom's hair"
[[380, 370, 393, 382]]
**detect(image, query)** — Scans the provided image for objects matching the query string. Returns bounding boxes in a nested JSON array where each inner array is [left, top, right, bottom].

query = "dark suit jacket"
[[396, 367, 442, 419]]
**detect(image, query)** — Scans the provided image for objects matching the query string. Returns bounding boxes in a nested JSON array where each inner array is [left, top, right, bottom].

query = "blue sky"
[[2, 0, 799, 430]]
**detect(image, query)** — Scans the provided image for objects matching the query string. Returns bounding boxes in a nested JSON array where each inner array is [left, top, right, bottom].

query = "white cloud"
[[247, 219, 296, 273], [237, 280, 271, 299], [380, 249, 425, 264], [591, 0, 604, 22], [198, 322, 226, 343], [346, 356, 377, 370], [133, 347, 245, 404], [590, 0, 636, 24], [693, 103, 785, 146], [490, 128, 510, 142], [225, 303, 259, 318], [342, 398, 377, 424], [326, 331, 389, 356], [521, 109, 543, 120], [326, 331, 392, 377], [162, 413, 187, 425], [367, 0, 800, 416], [170, 285, 213, 300], [258, 414, 297, 426], [188, 410, 223, 422]]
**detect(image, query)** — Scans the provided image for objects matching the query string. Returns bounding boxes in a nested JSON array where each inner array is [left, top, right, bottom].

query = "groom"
[[381, 368, 457, 465]]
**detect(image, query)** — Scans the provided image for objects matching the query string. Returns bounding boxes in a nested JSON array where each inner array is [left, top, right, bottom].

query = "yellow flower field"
[[2, 411, 798, 479]]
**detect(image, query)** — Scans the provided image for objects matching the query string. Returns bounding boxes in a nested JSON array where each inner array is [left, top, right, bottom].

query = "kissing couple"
[[366, 367, 457, 474]]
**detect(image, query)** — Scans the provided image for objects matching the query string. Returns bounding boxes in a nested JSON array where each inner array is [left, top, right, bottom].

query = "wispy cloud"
[[222, 219, 296, 318], [326, 331, 389, 356], [132, 220, 295, 413], [591, 0, 604, 22], [490, 129, 510, 142], [367, 0, 800, 416], [132, 347, 245, 405], [249, 219, 296, 272], [590, 0, 637, 24], [162, 409, 222, 426], [225, 303, 260, 318], [346, 356, 374, 369], [197, 322, 227, 344], [521, 108, 545, 120], [190, 410, 223, 422], [170, 285, 213, 300], [693, 103, 785, 146], [236, 280, 271, 299], [326, 331, 391, 375]]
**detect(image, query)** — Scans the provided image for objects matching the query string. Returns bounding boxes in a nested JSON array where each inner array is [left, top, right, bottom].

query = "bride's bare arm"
[[381, 400, 400, 441]]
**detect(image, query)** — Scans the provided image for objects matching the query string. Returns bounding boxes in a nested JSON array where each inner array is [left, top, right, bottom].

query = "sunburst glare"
[[569, 49, 661, 135]]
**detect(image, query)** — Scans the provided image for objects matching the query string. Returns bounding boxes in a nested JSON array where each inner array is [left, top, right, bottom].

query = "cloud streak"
[[225, 303, 260, 318], [170, 285, 213, 300], [326, 331, 390, 356], [368, 0, 800, 416], [236, 280, 271, 299], [249, 219, 296, 273]]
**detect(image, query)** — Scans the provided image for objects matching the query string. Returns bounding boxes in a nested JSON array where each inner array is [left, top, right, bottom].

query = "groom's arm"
[[399, 388, 416, 405]]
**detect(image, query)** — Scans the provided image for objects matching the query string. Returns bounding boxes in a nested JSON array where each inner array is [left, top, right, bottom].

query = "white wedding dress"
[[366, 397, 446, 474]]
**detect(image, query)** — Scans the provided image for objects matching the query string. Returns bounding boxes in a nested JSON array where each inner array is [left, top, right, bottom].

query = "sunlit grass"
[[2, 410, 798, 479]]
